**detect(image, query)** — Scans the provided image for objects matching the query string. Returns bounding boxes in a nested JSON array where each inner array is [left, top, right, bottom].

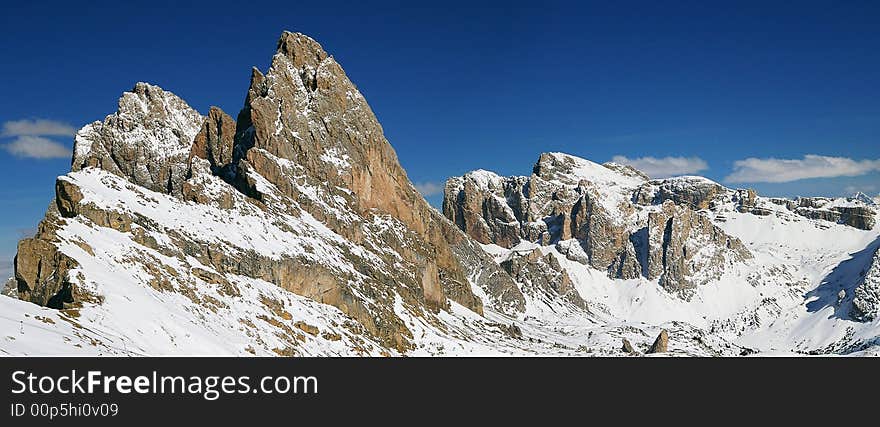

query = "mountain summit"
[[10, 32, 524, 355], [4, 32, 880, 356]]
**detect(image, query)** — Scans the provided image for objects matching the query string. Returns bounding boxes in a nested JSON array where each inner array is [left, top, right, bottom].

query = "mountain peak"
[[72, 81, 203, 194], [532, 151, 647, 189], [851, 192, 876, 205], [131, 81, 161, 95], [275, 31, 329, 68]]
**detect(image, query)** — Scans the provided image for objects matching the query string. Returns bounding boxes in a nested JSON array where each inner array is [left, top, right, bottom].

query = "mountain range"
[[2, 32, 878, 356]]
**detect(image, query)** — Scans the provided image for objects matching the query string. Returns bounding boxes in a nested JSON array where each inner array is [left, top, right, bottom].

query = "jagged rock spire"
[[13, 30, 526, 354], [72, 82, 203, 195]]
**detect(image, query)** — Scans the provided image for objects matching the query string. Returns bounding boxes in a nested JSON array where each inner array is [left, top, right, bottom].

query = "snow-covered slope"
[[717, 209, 880, 355]]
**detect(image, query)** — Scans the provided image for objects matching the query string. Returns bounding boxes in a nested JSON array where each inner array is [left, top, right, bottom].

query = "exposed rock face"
[[569, 192, 630, 270], [190, 106, 236, 175], [13, 205, 81, 308], [13, 31, 526, 354], [621, 338, 636, 354], [449, 239, 525, 314], [444, 153, 751, 295], [635, 176, 725, 210], [72, 82, 204, 195], [499, 248, 586, 310], [443, 155, 643, 269], [505, 323, 523, 339], [747, 193, 876, 229], [794, 204, 876, 230], [853, 246, 880, 322], [646, 201, 751, 294], [229, 32, 497, 317], [55, 179, 84, 218], [734, 189, 774, 216], [836, 207, 875, 230], [636, 178, 877, 230], [442, 171, 528, 248], [647, 329, 668, 354]]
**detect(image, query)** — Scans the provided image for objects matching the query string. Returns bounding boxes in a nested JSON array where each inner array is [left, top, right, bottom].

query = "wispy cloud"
[[1, 119, 76, 137], [414, 181, 444, 197], [1, 119, 74, 159], [610, 155, 708, 178], [2, 136, 71, 159], [725, 155, 880, 183]]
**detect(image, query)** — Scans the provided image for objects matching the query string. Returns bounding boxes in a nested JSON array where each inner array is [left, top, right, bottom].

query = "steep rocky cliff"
[[443, 153, 752, 297], [853, 245, 880, 322], [12, 32, 524, 354], [636, 176, 876, 230], [72, 82, 204, 195]]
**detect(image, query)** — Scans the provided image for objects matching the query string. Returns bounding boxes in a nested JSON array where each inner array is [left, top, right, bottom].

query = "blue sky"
[[1, 0, 879, 275]]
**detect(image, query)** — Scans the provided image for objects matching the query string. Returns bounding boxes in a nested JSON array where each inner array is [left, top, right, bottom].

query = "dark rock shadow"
[[630, 226, 649, 278]]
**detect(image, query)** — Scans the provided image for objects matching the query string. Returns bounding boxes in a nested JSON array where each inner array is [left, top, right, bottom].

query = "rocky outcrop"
[[13, 206, 80, 308], [569, 193, 631, 270], [228, 32, 496, 316], [646, 201, 751, 294], [794, 204, 876, 231], [834, 206, 876, 230], [647, 329, 669, 354], [759, 197, 877, 230], [449, 238, 526, 314], [55, 178, 84, 218], [442, 155, 641, 270], [621, 338, 636, 354], [442, 171, 530, 248], [608, 237, 643, 280], [735, 189, 774, 216], [500, 248, 587, 310], [635, 178, 877, 230], [72, 82, 204, 195], [189, 106, 236, 174], [634, 176, 725, 210], [853, 246, 880, 322], [442, 154, 644, 256], [444, 153, 751, 295]]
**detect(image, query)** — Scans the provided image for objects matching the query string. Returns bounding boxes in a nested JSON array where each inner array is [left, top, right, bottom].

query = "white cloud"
[[610, 155, 708, 178], [414, 181, 444, 197], [725, 155, 880, 183], [2, 136, 71, 159], [1, 119, 76, 137]]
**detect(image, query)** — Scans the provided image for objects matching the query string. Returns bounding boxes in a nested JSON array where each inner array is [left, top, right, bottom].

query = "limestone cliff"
[[443, 153, 751, 297]]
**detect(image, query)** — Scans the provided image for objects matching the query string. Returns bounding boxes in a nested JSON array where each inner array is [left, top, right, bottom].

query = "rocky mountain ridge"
[[3, 32, 880, 356], [12, 32, 523, 354], [443, 153, 753, 299], [632, 175, 876, 230]]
